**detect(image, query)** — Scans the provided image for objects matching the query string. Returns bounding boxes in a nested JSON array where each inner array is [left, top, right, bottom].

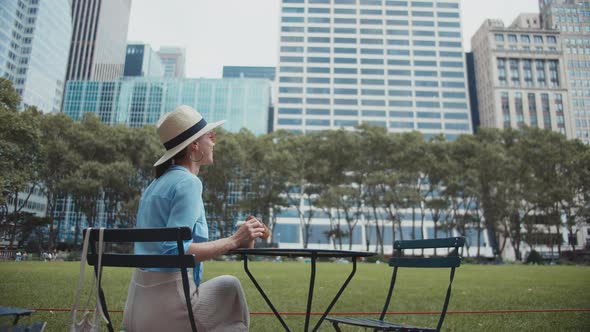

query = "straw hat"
[[154, 105, 225, 166]]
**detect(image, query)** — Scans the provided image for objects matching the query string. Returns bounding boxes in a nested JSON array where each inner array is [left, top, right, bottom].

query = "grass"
[[1, 261, 589, 331]]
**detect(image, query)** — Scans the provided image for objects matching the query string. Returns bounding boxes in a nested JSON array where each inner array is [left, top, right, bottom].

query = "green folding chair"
[[327, 237, 465, 332]]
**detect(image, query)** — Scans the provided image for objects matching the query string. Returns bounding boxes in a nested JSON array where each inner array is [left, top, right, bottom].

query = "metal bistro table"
[[230, 248, 374, 332], [0, 306, 34, 326]]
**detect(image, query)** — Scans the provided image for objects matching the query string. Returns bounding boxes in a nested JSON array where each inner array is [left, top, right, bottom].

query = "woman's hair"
[[154, 147, 189, 179]]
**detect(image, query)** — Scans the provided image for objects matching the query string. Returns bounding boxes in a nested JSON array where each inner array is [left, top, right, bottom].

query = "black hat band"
[[163, 118, 208, 150]]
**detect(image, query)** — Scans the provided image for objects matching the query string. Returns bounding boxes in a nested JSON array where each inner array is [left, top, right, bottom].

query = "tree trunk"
[[476, 217, 482, 259], [411, 207, 416, 240], [47, 192, 57, 250], [372, 205, 383, 254]]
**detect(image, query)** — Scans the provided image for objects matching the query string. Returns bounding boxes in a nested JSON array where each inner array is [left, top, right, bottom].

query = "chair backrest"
[[83, 227, 194, 268], [389, 237, 465, 268], [380, 237, 465, 331], [82, 227, 197, 332]]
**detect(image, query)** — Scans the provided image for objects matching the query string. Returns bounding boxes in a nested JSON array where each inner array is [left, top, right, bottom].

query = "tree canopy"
[[1, 78, 588, 258]]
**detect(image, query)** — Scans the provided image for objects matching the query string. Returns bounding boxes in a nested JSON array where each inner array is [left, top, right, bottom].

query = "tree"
[[0, 79, 43, 249], [356, 124, 391, 253], [471, 128, 511, 259], [446, 135, 483, 257], [200, 128, 248, 239], [239, 131, 290, 244], [279, 131, 325, 248], [38, 112, 80, 249], [559, 140, 590, 253]]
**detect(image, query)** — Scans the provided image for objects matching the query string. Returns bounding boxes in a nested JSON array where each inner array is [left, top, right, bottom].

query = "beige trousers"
[[123, 269, 250, 332]]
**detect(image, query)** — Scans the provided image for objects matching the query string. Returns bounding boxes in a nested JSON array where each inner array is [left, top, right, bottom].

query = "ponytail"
[[153, 147, 189, 179]]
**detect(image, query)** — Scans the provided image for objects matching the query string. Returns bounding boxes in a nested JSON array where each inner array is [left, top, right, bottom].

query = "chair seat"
[[326, 317, 436, 332]]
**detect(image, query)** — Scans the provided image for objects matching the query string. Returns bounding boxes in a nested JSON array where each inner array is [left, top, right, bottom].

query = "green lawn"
[[1, 261, 589, 331]]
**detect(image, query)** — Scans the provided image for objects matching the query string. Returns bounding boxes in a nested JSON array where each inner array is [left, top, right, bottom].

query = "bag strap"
[[70, 227, 92, 330], [93, 228, 109, 326]]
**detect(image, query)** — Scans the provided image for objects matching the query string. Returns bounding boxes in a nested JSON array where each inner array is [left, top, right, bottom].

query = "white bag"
[[70, 227, 109, 332]]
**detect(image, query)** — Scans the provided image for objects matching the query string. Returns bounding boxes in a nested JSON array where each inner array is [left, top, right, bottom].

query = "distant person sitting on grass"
[[122, 105, 267, 332]]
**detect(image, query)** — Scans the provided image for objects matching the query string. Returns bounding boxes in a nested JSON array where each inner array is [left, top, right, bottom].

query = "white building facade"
[[272, 0, 494, 256], [470, 14, 573, 137], [275, 0, 473, 139], [66, 0, 131, 81]]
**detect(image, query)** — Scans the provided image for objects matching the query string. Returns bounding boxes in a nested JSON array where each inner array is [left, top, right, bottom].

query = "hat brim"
[[153, 120, 226, 167]]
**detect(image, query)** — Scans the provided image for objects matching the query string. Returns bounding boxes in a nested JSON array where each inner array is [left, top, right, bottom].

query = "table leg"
[[242, 254, 291, 332], [304, 253, 317, 332], [311, 256, 358, 332]]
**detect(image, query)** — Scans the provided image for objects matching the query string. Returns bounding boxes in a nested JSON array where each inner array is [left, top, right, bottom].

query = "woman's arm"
[[187, 217, 266, 262]]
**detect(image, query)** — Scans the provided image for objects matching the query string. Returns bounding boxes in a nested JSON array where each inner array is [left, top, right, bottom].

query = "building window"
[[523, 59, 533, 86], [528, 93, 538, 127], [534, 35, 544, 43], [508, 34, 517, 42], [548, 60, 559, 87], [497, 58, 507, 85], [501, 91, 510, 128], [536, 60, 546, 86], [495, 34, 504, 42], [515, 92, 524, 128], [541, 93, 551, 129], [510, 59, 520, 86]]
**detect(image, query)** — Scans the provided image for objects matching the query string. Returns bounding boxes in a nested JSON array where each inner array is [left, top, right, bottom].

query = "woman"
[[123, 105, 266, 332]]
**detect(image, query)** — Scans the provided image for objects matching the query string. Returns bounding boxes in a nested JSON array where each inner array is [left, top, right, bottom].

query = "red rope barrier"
[[32, 308, 590, 315]]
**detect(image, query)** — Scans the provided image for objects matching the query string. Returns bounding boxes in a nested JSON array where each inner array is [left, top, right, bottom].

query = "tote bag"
[[70, 228, 109, 332]]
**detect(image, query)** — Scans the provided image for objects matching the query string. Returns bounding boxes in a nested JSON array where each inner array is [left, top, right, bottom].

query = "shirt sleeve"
[[161, 176, 202, 255]]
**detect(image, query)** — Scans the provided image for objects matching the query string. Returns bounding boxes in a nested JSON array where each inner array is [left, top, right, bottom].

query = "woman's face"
[[195, 131, 216, 165]]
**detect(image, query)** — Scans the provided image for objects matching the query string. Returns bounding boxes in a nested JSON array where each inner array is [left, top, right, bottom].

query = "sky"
[[127, 0, 539, 79]]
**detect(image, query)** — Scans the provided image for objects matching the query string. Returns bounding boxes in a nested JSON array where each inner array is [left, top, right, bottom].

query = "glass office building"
[[63, 77, 272, 135], [223, 66, 276, 80], [0, 0, 71, 113], [275, 0, 473, 139], [124, 43, 165, 78], [540, 0, 590, 144]]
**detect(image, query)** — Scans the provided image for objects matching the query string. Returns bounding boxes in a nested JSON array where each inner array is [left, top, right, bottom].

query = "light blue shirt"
[[135, 165, 208, 285]]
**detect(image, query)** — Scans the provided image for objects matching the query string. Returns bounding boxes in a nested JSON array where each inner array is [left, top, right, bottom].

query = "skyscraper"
[[124, 43, 165, 77], [540, 0, 590, 144], [470, 14, 572, 137], [157, 47, 186, 78], [275, 0, 473, 139], [66, 0, 132, 81], [0, 0, 72, 113]]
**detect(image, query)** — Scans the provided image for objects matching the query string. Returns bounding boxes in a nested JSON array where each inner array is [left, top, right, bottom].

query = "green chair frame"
[[327, 237, 465, 332]]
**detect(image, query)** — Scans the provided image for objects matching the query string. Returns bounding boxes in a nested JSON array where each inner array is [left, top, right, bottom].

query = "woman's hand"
[[232, 216, 267, 248]]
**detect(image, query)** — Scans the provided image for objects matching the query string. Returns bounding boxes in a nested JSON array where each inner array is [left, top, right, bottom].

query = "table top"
[[0, 306, 34, 317], [229, 248, 375, 258]]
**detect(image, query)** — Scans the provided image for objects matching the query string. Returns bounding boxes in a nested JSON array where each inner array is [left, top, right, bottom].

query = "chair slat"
[[394, 237, 465, 250], [87, 254, 196, 268], [327, 317, 436, 331], [388, 256, 461, 268], [83, 227, 192, 243]]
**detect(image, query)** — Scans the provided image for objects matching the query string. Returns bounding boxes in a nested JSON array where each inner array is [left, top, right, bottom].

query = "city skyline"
[[127, 0, 539, 78]]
